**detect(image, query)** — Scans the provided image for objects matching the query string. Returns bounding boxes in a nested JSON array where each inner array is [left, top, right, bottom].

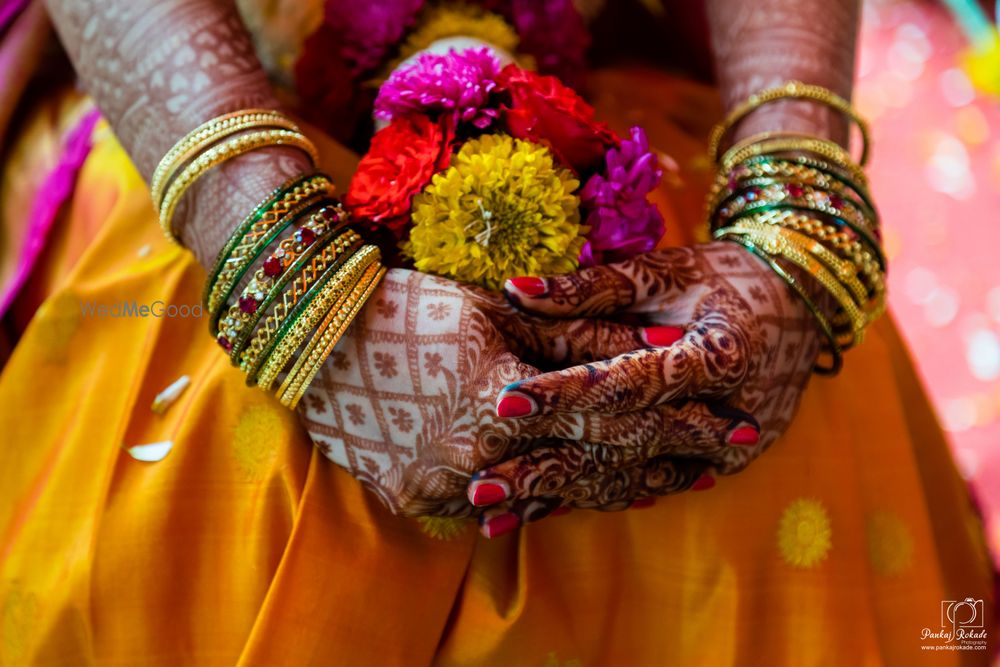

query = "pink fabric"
[[0, 107, 100, 318]]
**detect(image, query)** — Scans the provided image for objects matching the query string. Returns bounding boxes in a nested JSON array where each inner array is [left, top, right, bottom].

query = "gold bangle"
[[151, 110, 298, 208], [708, 174, 877, 227], [720, 136, 867, 187], [715, 226, 867, 347], [158, 129, 319, 243], [280, 264, 387, 408], [708, 81, 871, 166], [260, 252, 382, 393], [248, 244, 379, 386]]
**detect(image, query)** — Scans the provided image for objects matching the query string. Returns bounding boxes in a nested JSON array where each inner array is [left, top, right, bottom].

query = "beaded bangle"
[[279, 264, 387, 408], [713, 183, 878, 249], [708, 175, 877, 228], [214, 203, 351, 352], [226, 227, 362, 361], [244, 244, 380, 385], [711, 156, 878, 216], [158, 129, 319, 243], [151, 110, 298, 208], [205, 174, 333, 325], [721, 236, 843, 375], [257, 249, 382, 391], [708, 81, 871, 166]]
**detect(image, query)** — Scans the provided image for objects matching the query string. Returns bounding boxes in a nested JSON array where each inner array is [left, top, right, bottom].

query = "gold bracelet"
[[205, 175, 334, 322], [279, 264, 386, 408], [151, 110, 298, 208], [726, 219, 870, 306], [715, 226, 868, 347], [158, 128, 319, 243], [259, 250, 382, 392], [720, 136, 867, 186], [708, 174, 876, 227], [744, 208, 886, 310], [708, 81, 871, 166]]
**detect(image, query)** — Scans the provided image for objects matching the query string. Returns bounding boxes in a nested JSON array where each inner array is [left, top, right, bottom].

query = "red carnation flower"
[[345, 115, 454, 236], [498, 64, 618, 173]]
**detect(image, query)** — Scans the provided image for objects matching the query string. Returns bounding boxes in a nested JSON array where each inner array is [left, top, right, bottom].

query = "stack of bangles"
[[706, 81, 887, 375], [153, 108, 386, 408]]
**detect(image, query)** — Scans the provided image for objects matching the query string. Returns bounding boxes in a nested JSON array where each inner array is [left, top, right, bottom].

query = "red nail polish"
[[630, 497, 656, 509], [483, 512, 520, 538], [497, 394, 535, 418], [550, 506, 571, 517], [643, 325, 685, 347], [470, 481, 508, 506], [691, 473, 716, 491], [728, 426, 760, 446], [506, 276, 547, 297]]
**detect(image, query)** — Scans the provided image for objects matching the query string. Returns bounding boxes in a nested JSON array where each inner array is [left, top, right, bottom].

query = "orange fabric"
[[0, 69, 994, 666]]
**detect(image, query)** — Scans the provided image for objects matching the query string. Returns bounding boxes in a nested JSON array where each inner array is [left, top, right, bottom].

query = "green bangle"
[[226, 218, 351, 364], [740, 155, 879, 217], [242, 243, 373, 385], [716, 232, 844, 376], [204, 172, 330, 326]]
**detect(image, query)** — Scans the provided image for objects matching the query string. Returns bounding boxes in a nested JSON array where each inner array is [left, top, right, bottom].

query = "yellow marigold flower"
[[777, 498, 833, 569], [392, 4, 520, 70], [404, 134, 584, 290]]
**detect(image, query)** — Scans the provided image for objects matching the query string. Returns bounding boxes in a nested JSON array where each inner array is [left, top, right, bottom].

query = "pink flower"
[[375, 48, 503, 129], [579, 126, 665, 266]]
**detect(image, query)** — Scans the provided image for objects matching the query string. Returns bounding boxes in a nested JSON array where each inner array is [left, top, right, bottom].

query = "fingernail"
[[691, 473, 716, 491], [642, 325, 685, 347], [482, 512, 520, 538], [497, 393, 536, 418], [505, 276, 548, 297], [550, 506, 571, 517], [469, 480, 509, 506], [630, 497, 656, 509], [727, 425, 760, 446]]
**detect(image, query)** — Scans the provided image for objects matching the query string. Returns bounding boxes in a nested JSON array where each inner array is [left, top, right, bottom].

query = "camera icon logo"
[[941, 598, 984, 631]]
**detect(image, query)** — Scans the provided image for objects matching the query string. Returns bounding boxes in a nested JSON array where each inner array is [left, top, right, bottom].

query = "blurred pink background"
[[858, 0, 1000, 564]]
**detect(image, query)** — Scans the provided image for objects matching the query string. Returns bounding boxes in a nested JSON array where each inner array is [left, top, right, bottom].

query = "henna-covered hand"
[[296, 268, 697, 518], [465, 241, 821, 533]]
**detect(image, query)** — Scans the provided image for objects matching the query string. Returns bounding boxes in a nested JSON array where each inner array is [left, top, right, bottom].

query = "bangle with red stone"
[[214, 201, 352, 357]]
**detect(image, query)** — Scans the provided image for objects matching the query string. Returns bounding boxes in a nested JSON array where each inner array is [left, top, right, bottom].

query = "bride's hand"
[[298, 268, 661, 518], [465, 241, 821, 532]]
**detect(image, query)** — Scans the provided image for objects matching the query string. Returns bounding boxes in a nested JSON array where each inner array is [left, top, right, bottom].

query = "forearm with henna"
[[43, 0, 312, 268], [706, 0, 861, 147]]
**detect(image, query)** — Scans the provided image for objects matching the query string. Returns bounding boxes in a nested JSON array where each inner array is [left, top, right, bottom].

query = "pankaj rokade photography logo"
[[920, 597, 988, 651]]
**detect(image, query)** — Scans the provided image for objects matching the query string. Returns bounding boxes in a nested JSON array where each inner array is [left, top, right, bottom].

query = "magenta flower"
[[375, 47, 504, 129], [579, 126, 665, 266], [324, 0, 424, 77]]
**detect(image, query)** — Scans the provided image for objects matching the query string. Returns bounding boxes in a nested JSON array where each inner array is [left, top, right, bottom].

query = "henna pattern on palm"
[[471, 242, 820, 527]]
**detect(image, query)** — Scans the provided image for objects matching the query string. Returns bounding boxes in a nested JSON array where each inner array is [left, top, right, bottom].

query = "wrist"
[[730, 99, 851, 151], [173, 145, 314, 270]]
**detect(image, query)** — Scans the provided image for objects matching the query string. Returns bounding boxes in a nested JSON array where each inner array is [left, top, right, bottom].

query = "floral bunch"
[[345, 47, 666, 290], [295, 0, 588, 143]]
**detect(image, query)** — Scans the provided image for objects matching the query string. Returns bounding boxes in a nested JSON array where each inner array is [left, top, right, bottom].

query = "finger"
[[503, 247, 694, 318], [469, 401, 757, 507], [504, 315, 686, 367], [495, 316, 752, 417], [479, 457, 715, 536]]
